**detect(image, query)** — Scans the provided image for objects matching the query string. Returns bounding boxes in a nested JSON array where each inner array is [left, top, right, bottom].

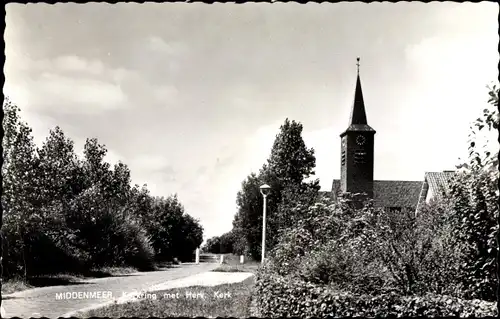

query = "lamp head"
[[259, 184, 271, 196]]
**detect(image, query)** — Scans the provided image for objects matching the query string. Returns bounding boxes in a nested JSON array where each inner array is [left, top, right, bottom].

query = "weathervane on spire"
[[356, 57, 360, 74]]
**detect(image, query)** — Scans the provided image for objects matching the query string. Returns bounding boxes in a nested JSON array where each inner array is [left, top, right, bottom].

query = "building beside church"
[[324, 58, 455, 211]]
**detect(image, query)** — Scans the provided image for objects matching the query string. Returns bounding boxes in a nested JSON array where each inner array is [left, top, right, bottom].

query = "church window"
[[341, 150, 346, 165], [354, 151, 366, 164]]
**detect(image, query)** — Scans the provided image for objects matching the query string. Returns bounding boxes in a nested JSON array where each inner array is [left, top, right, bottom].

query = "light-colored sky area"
[[4, 2, 498, 240]]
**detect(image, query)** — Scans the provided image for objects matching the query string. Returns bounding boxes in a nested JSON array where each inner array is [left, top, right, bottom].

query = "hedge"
[[254, 270, 498, 317]]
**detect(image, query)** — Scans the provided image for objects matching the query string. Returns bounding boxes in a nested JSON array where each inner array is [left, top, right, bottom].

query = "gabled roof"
[[331, 179, 423, 208], [424, 171, 455, 201]]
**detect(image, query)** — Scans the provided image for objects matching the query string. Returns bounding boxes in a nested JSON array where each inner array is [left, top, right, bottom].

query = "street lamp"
[[259, 184, 271, 264]]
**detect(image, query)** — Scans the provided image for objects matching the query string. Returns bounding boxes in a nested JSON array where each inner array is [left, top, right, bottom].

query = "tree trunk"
[[405, 263, 415, 294], [18, 224, 28, 281], [22, 234, 28, 280]]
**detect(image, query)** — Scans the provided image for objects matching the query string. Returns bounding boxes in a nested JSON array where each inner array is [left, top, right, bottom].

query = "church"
[[323, 58, 455, 211]]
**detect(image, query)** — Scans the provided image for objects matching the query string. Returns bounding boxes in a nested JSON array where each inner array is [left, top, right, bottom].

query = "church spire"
[[349, 57, 368, 125], [340, 57, 375, 137]]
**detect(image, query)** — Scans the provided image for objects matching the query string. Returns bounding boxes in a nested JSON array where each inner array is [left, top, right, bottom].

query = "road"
[[1, 262, 219, 318]]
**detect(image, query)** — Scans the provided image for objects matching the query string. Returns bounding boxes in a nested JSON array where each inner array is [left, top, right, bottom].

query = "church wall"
[[343, 132, 374, 198]]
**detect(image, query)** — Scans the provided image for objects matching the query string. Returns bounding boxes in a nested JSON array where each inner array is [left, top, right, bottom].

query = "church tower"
[[339, 58, 376, 199]]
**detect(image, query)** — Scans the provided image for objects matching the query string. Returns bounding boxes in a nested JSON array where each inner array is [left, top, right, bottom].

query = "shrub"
[[1, 222, 27, 279], [448, 169, 498, 301], [1, 202, 86, 279], [64, 187, 155, 270], [267, 199, 344, 276], [120, 217, 156, 271], [294, 239, 393, 295], [269, 190, 476, 298], [254, 268, 498, 318]]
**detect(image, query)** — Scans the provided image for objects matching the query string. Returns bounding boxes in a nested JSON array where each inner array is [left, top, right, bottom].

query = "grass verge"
[[83, 276, 256, 318], [1, 277, 33, 295], [211, 263, 260, 273], [209, 254, 261, 274], [1, 266, 139, 295]]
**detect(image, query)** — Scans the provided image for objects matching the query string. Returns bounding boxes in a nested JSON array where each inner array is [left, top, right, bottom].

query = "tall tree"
[[234, 173, 266, 260], [232, 118, 320, 260], [484, 84, 500, 311], [2, 99, 39, 278], [260, 119, 320, 251], [450, 83, 499, 302], [110, 162, 133, 208], [265, 118, 318, 186], [176, 214, 204, 261], [36, 126, 82, 208], [82, 138, 112, 194]]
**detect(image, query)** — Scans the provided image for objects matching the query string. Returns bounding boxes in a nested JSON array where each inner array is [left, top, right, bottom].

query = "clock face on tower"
[[356, 135, 366, 146]]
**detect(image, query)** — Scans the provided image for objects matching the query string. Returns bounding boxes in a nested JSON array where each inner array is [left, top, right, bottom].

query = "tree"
[[176, 214, 204, 261], [487, 84, 500, 312], [230, 225, 249, 256], [2, 99, 40, 279], [231, 119, 320, 260], [266, 118, 318, 186], [145, 195, 183, 261], [36, 126, 82, 203], [140, 194, 203, 262], [259, 119, 320, 253], [273, 182, 321, 240], [110, 162, 133, 208], [204, 236, 221, 254], [28, 126, 87, 275], [233, 173, 267, 260], [446, 83, 499, 302], [129, 184, 155, 230], [218, 231, 235, 254], [82, 138, 113, 196]]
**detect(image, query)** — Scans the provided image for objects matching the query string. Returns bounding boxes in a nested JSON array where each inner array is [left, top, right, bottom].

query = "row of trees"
[[202, 231, 235, 254], [1, 99, 203, 280]]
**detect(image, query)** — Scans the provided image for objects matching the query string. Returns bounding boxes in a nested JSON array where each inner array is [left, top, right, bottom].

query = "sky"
[[4, 2, 499, 240]]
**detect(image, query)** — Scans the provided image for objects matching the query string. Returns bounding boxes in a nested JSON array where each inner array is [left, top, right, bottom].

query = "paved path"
[[2, 262, 219, 318], [66, 272, 255, 317]]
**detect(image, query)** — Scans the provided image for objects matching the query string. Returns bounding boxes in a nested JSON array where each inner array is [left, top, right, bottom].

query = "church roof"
[[340, 60, 375, 137], [331, 179, 424, 208], [424, 171, 455, 201], [350, 73, 368, 125]]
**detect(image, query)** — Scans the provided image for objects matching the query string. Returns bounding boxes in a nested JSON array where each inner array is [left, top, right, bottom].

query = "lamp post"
[[259, 184, 271, 264]]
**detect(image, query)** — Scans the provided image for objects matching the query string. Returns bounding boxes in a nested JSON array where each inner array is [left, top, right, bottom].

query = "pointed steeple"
[[340, 57, 375, 137], [349, 67, 368, 125]]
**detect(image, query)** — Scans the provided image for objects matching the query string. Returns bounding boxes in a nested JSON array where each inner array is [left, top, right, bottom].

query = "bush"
[[254, 267, 498, 318], [63, 187, 155, 270], [1, 223, 28, 279], [267, 199, 344, 276], [1, 203, 86, 279], [448, 169, 498, 301], [120, 218, 156, 271], [294, 240, 393, 295], [269, 193, 473, 297]]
